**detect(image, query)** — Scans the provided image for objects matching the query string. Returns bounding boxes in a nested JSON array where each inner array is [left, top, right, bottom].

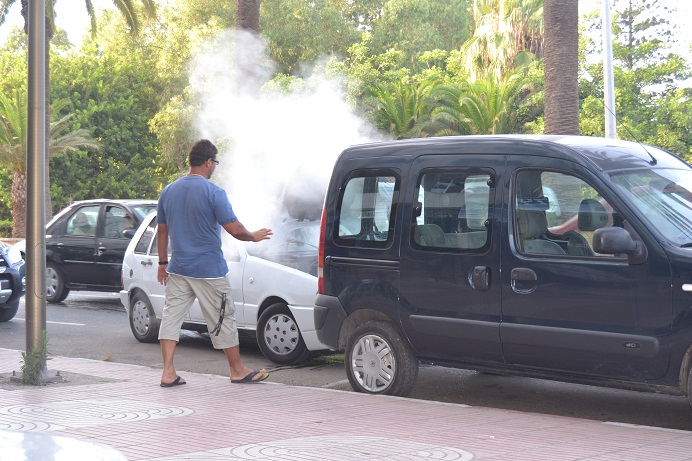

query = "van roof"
[[341, 135, 689, 173]]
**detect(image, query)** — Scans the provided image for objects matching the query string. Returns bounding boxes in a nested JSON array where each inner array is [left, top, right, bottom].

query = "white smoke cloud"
[[187, 29, 381, 230]]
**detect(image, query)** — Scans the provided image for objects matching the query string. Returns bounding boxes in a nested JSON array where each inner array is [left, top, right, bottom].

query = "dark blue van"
[[314, 135, 692, 400]]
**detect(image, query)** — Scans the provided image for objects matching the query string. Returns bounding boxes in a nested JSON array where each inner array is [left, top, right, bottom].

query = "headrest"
[[578, 199, 607, 231]]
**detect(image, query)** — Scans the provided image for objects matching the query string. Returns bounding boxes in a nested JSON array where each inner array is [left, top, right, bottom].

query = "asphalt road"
[[2, 291, 692, 430]]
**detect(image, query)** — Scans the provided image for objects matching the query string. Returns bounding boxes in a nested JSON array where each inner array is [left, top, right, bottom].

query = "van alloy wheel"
[[345, 321, 418, 396]]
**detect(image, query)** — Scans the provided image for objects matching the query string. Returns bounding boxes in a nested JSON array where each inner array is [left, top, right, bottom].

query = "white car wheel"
[[129, 292, 160, 343], [257, 303, 309, 365]]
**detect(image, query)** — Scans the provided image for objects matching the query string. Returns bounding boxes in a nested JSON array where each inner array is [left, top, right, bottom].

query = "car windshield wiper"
[[681, 242, 692, 248]]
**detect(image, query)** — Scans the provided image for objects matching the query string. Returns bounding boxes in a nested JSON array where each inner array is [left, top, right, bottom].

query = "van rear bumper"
[[314, 294, 347, 350]]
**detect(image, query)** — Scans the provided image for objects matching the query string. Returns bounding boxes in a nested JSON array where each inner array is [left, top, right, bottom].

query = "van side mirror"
[[592, 226, 647, 264]]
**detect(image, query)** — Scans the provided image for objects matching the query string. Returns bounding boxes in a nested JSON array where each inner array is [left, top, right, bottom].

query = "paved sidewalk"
[[1, 347, 691, 460]]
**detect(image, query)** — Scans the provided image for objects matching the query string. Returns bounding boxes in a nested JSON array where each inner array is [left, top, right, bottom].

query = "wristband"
[[158, 261, 169, 265]]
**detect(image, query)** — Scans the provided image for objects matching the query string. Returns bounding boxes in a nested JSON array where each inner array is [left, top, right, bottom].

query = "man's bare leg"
[[224, 345, 267, 382], [161, 339, 185, 384]]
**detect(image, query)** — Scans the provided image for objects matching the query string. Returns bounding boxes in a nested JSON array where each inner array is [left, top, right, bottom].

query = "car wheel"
[[46, 263, 69, 303], [256, 302, 309, 365], [0, 301, 19, 322], [345, 320, 419, 396], [129, 292, 160, 343]]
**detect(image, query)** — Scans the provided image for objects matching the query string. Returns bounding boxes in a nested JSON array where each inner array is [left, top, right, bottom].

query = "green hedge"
[[0, 220, 12, 238]]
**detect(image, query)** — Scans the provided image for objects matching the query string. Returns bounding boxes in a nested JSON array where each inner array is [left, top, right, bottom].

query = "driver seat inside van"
[[566, 199, 608, 256]]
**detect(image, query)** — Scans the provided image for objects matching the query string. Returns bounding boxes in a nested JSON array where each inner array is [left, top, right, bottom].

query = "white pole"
[[603, 0, 617, 138]]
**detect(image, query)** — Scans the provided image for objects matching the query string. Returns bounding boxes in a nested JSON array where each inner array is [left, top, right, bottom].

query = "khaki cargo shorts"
[[158, 273, 239, 349]]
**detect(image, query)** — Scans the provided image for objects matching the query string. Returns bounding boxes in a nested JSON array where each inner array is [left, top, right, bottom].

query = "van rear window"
[[336, 175, 397, 248]]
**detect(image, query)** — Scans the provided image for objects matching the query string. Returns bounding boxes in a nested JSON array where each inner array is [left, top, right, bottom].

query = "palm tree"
[[460, 0, 543, 82], [0, 0, 155, 220], [0, 91, 100, 237], [543, 0, 579, 134], [366, 78, 438, 139], [422, 70, 539, 136]]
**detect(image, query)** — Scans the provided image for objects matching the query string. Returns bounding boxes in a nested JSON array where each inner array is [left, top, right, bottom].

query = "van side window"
[[514, 170, 622, 258], [413, 171, 491, 251], [336, 175, 396, 247]]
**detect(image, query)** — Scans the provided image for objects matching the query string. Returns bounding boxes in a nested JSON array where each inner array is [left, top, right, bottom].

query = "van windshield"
[[610, 168, 692, 247]]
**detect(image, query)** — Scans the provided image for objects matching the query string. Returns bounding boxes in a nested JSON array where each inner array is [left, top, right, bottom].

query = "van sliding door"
[[398, 155, 504, 364]]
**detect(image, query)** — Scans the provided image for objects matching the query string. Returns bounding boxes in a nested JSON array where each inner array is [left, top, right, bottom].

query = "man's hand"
[[223, 221, 273, 242], [251, 228, 273, 242], [157, 265, 168, 285]]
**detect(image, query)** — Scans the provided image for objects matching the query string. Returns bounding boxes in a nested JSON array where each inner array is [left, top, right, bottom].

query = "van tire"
[[345, 321, 419, 396]]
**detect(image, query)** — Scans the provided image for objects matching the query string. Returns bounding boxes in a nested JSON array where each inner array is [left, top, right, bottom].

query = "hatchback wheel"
[[46, 263, 69, 303], [129, 292, 160, 343], [256, 302, 309, 365], [345, 321, 419, 396]]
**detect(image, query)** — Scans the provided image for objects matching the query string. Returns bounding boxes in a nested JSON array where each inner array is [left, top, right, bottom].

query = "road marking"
[[13, 318, 85, 326]]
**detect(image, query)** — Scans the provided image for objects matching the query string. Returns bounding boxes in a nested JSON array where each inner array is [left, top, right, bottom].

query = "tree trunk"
[[235, 0, 261, 96], [236, 0, 260, 33], [543, 0, 580, 135], [11, 172, 27, 238]]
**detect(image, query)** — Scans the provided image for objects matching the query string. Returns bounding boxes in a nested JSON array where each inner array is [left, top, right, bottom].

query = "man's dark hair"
[[188, 139, 218, 167]]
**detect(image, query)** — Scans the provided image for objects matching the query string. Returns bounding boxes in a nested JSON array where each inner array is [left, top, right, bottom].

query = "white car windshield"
[[610, 168, 692, 247]]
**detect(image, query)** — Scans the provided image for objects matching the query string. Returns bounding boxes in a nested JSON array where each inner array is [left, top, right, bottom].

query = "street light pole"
[[25, 0, 60, 383], [603, 0, 617, 139]]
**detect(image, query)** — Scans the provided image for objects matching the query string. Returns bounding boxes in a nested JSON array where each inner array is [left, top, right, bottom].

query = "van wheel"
[[345, 321, 419, 396], [46, 263, 69, 303], [257, 303, 309, 365], [129, 292, 160, 343]]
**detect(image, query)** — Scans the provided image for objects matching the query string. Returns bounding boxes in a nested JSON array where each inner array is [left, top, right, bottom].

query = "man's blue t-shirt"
[[157, 175, 238, 278]]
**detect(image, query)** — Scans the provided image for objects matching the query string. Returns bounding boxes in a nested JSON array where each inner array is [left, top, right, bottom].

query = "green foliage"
[[368, 0, 473, 72], [48, 45, 173, 211], [579, 0, 691, 161], [261, 0, 360, 74], [422, 67, 540, 136], [0, 167, 10, 221], [21, 330, 49, 386], [0, 219, 11, 237], [364, 77, 438, 139]]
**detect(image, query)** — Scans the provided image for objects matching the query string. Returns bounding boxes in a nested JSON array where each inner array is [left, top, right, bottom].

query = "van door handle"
[[97, 246, 107, 256], [511, 267, 537, 294], [469, 266, 490, 291]]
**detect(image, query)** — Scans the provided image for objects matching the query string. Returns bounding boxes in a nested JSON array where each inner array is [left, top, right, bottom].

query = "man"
[[156, 139, 273, 387]]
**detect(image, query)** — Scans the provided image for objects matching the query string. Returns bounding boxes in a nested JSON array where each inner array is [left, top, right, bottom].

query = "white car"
[[120, 213, 328, 364]]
